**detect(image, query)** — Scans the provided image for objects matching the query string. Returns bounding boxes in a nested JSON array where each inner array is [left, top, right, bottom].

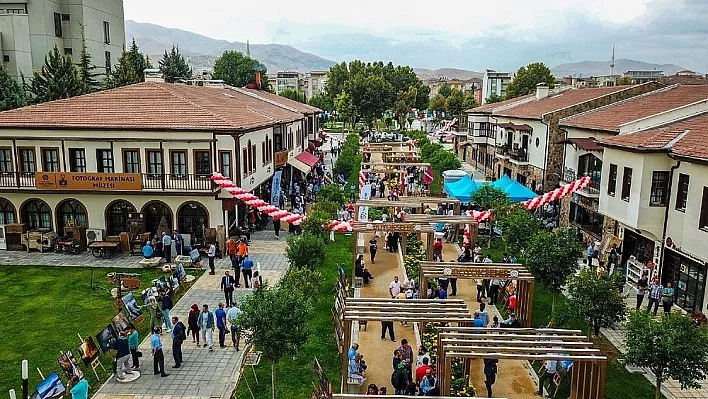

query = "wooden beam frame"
[[361, 161, 431, 168]]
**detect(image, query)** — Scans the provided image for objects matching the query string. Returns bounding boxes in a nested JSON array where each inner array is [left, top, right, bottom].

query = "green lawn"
[[0, 265, 195, 395], [233, 235, 350, 399]]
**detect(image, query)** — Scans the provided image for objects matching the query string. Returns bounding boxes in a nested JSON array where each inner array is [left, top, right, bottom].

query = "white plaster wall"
[[619, 100, 708, 134], [665, 162, 708, 261], [238, 127, 275, 192]]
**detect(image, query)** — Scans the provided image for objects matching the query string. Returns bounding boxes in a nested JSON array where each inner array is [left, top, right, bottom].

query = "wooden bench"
[[89, 241, 121, 259]]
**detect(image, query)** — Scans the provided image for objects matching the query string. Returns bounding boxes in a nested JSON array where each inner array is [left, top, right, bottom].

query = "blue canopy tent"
[[490, 174, 514, 190], [503, 179, 537, 202], [444, 176, 479, 202]]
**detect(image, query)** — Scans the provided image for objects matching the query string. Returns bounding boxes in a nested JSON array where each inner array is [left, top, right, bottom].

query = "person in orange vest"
[[236, 238, 249, 286], [225, 237, 240, 286]]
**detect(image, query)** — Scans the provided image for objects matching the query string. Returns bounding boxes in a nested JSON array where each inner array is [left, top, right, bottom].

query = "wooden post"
[[443, 355, 452, 395], [419, 268, 426, 299], [352, 233, 359, 285], [527, 280, 535, 328], [401, 233, 407, 257], [426, 232, 434, 261]]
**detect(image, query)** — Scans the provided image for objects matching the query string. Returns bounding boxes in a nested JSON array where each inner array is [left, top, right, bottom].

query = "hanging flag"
[[423, 168, 434, 185], [270, 170, 282, 207]]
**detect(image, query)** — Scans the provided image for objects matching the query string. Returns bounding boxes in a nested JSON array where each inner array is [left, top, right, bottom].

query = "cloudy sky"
[[124, 0, 706, 72]]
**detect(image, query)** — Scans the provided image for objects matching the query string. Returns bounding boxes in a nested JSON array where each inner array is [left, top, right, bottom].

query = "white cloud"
[[124, 0, 659, 44]]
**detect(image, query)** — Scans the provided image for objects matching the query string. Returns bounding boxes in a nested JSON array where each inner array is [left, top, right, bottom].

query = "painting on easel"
[[77, 337, 99, 366], [96, 324, 117, 353], [57, 351, 84, 380], [121, 292, 142, 320], [30, 372, 65, 399], [112, 312, 131, 334]]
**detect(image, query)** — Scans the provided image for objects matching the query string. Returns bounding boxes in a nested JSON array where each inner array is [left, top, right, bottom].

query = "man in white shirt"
[[207, 241, 216, 275], [389, 276, 402, 298], [402, 277, 415, 298], [537, 358, 558, 396]]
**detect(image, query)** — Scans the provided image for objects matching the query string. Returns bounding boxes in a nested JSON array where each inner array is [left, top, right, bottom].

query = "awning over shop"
[[287, 151, 320, 173]]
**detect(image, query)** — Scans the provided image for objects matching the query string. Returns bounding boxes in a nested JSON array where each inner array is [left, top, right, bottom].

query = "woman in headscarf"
[[187, 303, 200, 345]]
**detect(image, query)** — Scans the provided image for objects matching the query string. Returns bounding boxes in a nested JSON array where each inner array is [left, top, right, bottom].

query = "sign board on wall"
[[275, 151, 289, 167], [35, 172, 142, 191]]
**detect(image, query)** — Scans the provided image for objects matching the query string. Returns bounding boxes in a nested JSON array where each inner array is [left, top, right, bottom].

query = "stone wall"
[[542, 82, 663, 189]]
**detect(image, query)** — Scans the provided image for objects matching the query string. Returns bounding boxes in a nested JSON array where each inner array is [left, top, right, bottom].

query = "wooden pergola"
[[400, 214, 479, 249], [333, 295, 474, 392], [418, 261, 535, 327], [363, 141, 416, 148], [361, 162, 431, 168], [436, 326, 607, 399]]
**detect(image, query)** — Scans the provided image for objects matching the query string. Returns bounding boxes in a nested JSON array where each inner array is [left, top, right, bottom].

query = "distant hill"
[[414, 67, 482, 81], [552, 58, 688, 77], [125, 20, 336, 73]]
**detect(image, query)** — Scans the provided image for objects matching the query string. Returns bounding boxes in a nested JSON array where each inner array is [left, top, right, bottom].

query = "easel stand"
[[78, 333, 106, 380]]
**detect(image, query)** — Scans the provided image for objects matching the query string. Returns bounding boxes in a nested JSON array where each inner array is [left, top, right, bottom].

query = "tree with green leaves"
[[238, 284, 312, 399], [212, 50, 268, 89], [334, 92, 356, 130], [285, 233, 326, 270], [77, 25, 101, 93], [462, 92, 479, 111], [345, 73, 393, 127], [0, 65, 26, 110], [278, 88, 305, 103], [616, 76, 634, 85], [445, 88, 465, 116], [428, 94, 446, 116], [626, 310, 708, 399], [485, 93, 504, 104], [315, 184, 345, 205], [106, 49, 140, 88], [26, 46, 84, 103], [308, 92, 333, 111], [437, 82, 452, 98], [323, 61, 349, 101], [522, 228, 582, 314], [566, 269, 626, 336], [470, 185, 509, 210], [128, 39, 151, 82], [504, 62, 555, 99], [158, 45, 191, 83], [495, 203, 542, 254], [393, 87, 417, 129]]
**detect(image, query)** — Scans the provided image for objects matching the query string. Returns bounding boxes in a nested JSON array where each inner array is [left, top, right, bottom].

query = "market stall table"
[[89, 241, 121, 259]]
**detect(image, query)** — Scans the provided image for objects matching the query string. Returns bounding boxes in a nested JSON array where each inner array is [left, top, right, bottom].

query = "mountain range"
[[124, 21, 689, 80]]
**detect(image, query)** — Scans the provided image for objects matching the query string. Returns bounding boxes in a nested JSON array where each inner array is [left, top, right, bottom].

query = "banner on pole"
[[270, 171, 282, 206], [358, 183, 372, 221]]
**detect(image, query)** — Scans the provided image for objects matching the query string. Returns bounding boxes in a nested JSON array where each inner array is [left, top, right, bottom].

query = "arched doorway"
[[0, 198, 16, 224], [21, 199, 51, 229], [141, 200, 172, 236], [177, 201, 209, 240], [105, 200, 136, 236], [56, 199, 88, 231]]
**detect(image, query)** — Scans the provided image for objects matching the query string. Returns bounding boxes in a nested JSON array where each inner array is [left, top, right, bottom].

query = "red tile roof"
[[561, 85, 708, 132], [600, 112, 708, 161], [494, 86, 633, 119], [468, 94, 534, 113], [0, 82, 304, 131], [497, 122, 532, 132], [565, 138, 604, 152], [239, 88, 322, 114]]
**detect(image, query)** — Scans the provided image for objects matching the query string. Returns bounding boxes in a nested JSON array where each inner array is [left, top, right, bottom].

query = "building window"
[[147, 150, 163, 175], [700, 187, 708, 231], [621, 167, 632, 201], [53, 12, 62, 37], [569, 203, 604, 237], [2, 55, 8, 62], [261, 141, 266, 166], [41, 148, 59, 172], [650, 171, 669, 206], [57, 199, 87, 229], [251, 144, 257, 173], [274, 133, 282, 152], [607, 164, 617, 196], [19, 148, 35, 173], [0, 148, 12, 172], [69, 149, 86, 172], [242, 148, 248, 177], [21, 199, 51, 229], [578, 153, 602, 186], [0, 198, 15, 224], [96, 149, 114, 173], [104, 51, 111, 74], [61, 13, 70, 21], [194, 150, 211, 176], [267, 136, 272, 163], [219, 151, 232, 178], [246, 140, 253, 174], [7, 8, 26, 15], [103, 21, 110, 44], [662, 248, 706, 312], [171, 151, 187, 177], [105, 200, 136, 236], [676, 173, 689, 212], [122, 150, 140, 173], [64, 48, 73, 56]]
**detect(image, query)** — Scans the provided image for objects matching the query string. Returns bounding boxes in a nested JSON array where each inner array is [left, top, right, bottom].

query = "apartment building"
[[0, 0, 125, 79], [465, 83, 661, 188], [599, 112, 708, 313], [276, 71, 303, 94], [624, 70, 664, 84], [0, 82, 320, 240], [557, 84, 708, 244], [481, 70, 512, 104], [305, 70, 327, 99]]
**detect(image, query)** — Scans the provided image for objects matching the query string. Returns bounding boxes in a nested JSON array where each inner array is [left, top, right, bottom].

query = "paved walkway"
[[92, 229, 290, 399], [0, 248, 147, 268]]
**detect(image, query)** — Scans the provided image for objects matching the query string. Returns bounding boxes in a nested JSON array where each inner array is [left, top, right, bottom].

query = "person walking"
[[420, 368, 438, 395], [162, 232, 172, 264], [207, 241, 216, 275], [381, 318, 396, 342], [161, 292, 173, 333], [112, 331, 133, 381], [187, 303, 200, 345], [171, 317, 186, 368], [241, 255, 254, 288], [226, 237, 240, 283], [127, 324, 140, 370], [150, 327, 169, 377], [647, 277, 663, 316], [586, 242, 594, 269], [197, 304, 215, 351], [489, 278, 500, 305], [221, 270, 235, 306], [215, 302, 228, 349], [537, 358, 557, 396], [484, 358, 498, 397], [369, 236, 378, 264], [397, 339, 414, 377], [389, 276, 402, 298], [479, 302, 490, 327], [274, 217, 281, 239], [173, 230, 184, 256], [636, 274, 649, 310], [227, 302, 242, 350], [662, 282, 675, 316]]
